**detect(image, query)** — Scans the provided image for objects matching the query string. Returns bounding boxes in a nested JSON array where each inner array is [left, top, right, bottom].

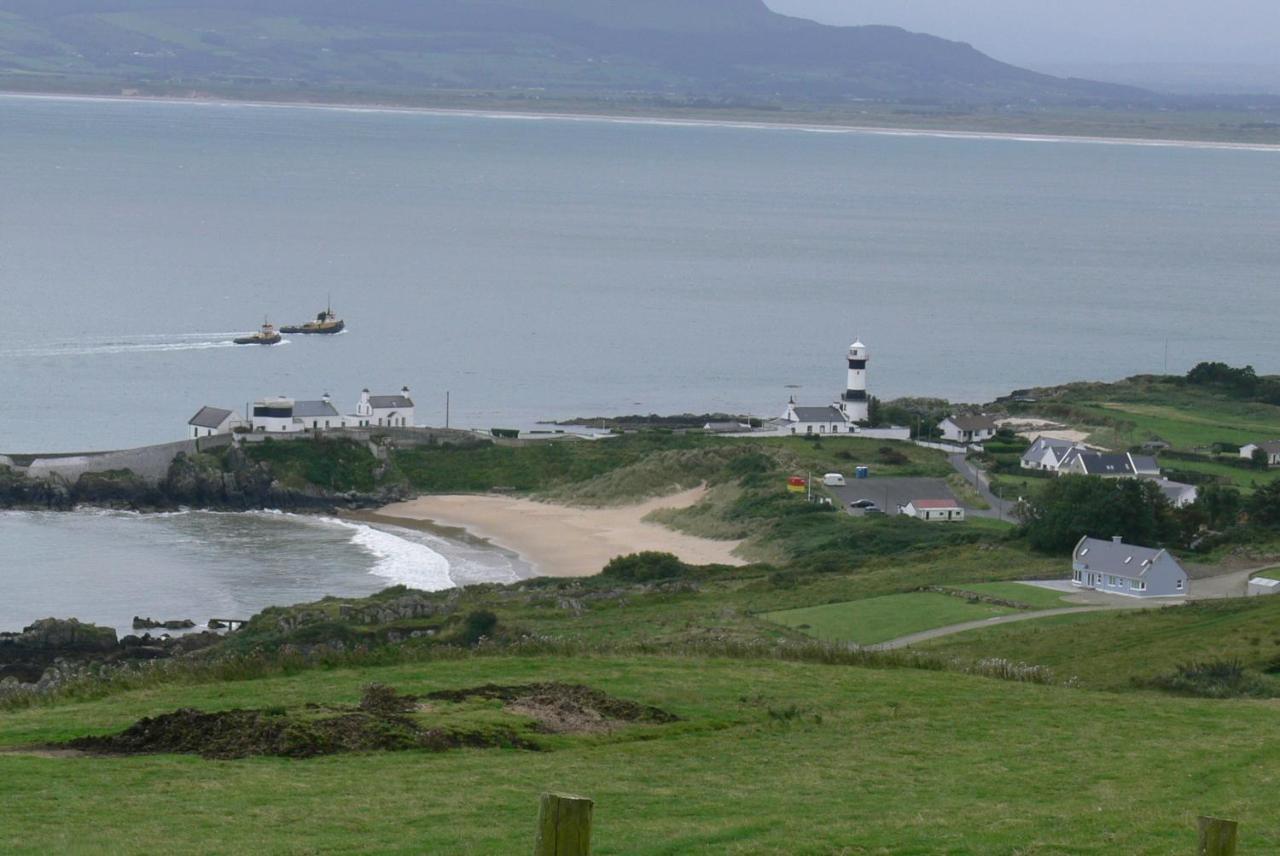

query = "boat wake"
[[0, 332, 245, 358]]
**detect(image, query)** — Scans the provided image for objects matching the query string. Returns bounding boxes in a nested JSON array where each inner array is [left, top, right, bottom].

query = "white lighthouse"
[[839, 338, 870, 423]]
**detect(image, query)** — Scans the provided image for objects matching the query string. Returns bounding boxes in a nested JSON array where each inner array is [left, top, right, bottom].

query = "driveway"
[[867, 606, 1110, 651], [946, 454, 1011, 520]]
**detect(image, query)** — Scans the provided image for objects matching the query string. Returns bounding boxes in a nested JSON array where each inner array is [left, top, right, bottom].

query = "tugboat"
[[280, 300, 345, 335], [233, 319, 282, 346]]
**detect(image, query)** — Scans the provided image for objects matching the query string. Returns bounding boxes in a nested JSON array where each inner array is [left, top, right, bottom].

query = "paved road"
[[827, 477, 954, 517], [946, 454, 1009, 520]]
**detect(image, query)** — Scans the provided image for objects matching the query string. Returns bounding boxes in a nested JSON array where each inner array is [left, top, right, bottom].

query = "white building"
[[1071, 536, 1187, 598], [902, 499, 965, 522], [1020, 436, 1081, 471], [771, 338, 910, 440], [352, 387, 415, 428], [250, 395, 342, 433], [1248, 576, 1280, 597], [1151, 478, 1199, 508], [938, 414, 998, 445], [187, 406, 242, 438], [1240, 441, 1280, 467]]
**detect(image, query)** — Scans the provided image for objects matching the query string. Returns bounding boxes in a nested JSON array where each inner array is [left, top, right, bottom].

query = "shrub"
[[459, 610, 498, 646], [601, 552, 690, 582], [1141, 658, 1275, 699]]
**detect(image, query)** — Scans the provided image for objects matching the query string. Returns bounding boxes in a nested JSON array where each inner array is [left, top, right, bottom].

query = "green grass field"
[[2, 655, 1279, 854], [922, 596, 1280, 691], [950, 582, 1072, 610], [762, 592, 1020, 645]]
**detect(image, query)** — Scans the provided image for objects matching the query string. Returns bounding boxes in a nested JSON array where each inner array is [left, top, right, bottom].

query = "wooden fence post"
[[534, 792, 593, 856], [1197, 816, 1238, 856]]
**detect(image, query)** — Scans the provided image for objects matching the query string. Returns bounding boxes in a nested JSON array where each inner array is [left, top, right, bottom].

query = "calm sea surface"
[[1, 95, 1277, 631]]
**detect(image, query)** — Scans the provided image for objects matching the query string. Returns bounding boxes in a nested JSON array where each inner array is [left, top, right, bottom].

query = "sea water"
[[1, 94, 1277, 630]]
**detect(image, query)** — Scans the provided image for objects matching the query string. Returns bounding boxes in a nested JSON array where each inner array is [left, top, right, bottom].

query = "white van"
[[823, 473, 846, 487]]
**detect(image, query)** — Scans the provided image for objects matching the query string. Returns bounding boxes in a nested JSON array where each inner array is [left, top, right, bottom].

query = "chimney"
[[322, 392, 331, 404], [402, 385, 410, 397]]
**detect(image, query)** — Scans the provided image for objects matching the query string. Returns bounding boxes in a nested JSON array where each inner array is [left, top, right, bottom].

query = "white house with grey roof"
[[938, 414, 997, 444], [767, 338, 909, 440], [1071, 535, 1188, 598], [250, 395, 343, 433], [1020, 436, 1082, 471], [187, 406, 242, 438], [352, 387, 415, 428], [1059, 450, 1162, 479], [1240, 441, 1280, 467]]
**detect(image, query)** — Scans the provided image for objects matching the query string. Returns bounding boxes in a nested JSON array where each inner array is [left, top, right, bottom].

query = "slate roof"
[[293, 400, 341, 418], [1073, 537, 1175, 578], [1151, 478, 1197, 504], [1247, 440, 1280, 455], [1074, 452, 1136, 476], [946, 414, 998, 431], [1022, 436, 1080, 463], [1129, 454, 1161, 474], [369, 395, 413, 409], [791, 406, 846, 423], [188, 406, 234, 429]]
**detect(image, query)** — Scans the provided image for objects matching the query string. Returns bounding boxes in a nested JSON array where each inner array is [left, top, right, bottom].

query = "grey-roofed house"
[[1020, 436, 1081, 471], [1071, 535, 1188, 598], [187, 406, 238, 439], [1062, 451, 1136, 478], [1240, 441, 1280, 467], [1150, 478, 1199, 508], [353, 387, 415, 428], [1128, 454, 1162, 477], [293, 397, 342, 430], [938, 414, 998, 444], [780, 399, 855, 435]]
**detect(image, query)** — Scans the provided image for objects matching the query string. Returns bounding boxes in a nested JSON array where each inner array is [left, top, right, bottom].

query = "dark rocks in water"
[[207, 619, 226, 630], [132, 617, 197, 631], [4, 618, 118, 653]]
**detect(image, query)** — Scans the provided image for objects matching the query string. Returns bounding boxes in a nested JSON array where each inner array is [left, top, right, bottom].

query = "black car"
[[848, 499, 878, 509]]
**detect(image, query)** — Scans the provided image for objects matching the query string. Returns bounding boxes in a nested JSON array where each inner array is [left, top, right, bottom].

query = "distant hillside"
[[0, 0, 1147, 105]]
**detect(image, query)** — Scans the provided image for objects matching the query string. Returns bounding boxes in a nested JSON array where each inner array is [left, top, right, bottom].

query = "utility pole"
[[445, 391, 450, 429]]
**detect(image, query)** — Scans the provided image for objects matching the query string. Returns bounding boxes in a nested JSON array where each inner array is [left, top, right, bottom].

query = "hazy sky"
[[764, 1, 1278, 66]]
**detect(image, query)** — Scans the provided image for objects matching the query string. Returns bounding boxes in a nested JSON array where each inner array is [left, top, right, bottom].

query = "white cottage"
[[902, 499, 965, 522], [250, 395, 342, 433], [187, 406, 240, 438], [353, 387, 415, 428], [938, 414, 998, 444], [1071, 536, 1188, 598], [1240, 441, 1280, 467]]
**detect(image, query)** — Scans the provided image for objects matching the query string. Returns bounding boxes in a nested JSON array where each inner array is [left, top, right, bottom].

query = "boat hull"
[[280, 320, 345, 335], [233, 334, 282, 345]]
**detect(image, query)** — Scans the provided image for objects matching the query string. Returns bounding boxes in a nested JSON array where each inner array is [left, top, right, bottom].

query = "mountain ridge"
[[0, 0, 1148, 105]]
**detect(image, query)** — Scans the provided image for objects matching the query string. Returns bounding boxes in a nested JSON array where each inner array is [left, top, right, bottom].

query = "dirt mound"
[[67, 686, 537, 760], [424, 682, 679, 734]]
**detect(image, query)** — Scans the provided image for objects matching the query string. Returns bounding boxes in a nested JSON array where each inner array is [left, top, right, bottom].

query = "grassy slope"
[[922, 596, 1280, 691], [762, 592, 1020, 645], [3, 655, 1280, 854]]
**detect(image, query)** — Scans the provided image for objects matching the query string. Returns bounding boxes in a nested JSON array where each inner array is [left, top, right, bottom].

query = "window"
[[1176, 578, 1184, 590], [1133, 580, 1147, 591]]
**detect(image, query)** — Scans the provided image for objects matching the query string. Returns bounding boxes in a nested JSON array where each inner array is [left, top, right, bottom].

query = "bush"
[[601, 552, 690, 582], [1141, 658, 1275, 698], [459, 610, 498, 646]]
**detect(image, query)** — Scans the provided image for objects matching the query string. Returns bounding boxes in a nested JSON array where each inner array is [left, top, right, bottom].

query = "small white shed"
[[1248, 577, 1280, 597]]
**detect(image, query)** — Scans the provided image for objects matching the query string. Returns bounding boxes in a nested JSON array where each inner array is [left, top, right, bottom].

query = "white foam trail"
[[0, 333, 245, 358], [321, 518, 456, 592]]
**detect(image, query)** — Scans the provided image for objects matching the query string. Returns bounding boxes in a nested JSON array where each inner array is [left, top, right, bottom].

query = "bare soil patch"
[[424, 682, 680, 734]]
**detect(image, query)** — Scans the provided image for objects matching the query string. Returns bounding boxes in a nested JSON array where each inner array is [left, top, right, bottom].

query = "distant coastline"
[[4, 88, 1280, 153]]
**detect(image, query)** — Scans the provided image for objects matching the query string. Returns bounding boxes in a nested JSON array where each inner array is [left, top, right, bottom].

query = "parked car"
[[823, 473, 846, 486], [849, 499, 878, 509]]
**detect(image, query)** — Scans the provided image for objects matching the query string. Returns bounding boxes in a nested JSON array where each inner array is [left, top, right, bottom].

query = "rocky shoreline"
[[0, 446, 411, 513], [0, 618, 223, 695]]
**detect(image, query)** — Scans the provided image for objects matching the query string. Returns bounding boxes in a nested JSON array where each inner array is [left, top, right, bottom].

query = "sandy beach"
[[373, 487, 744, 578]]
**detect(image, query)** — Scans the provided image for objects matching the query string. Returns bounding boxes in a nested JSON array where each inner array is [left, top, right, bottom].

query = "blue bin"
[[855, 466, 870, 479]]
